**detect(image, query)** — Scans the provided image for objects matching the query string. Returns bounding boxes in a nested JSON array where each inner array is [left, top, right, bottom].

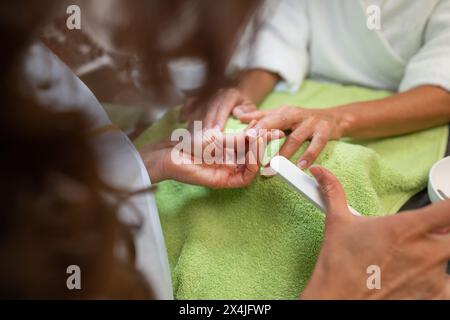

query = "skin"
[[79, 3, 450, 299], [181, 69, 280, 130], [141, 142, 450, 299], [200, 69, 450, 170], [303, 166, 450, 300], [139, 128, 284, 188]]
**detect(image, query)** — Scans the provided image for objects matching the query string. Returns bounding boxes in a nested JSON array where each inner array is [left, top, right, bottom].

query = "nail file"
[[270, 156, 361, 216]]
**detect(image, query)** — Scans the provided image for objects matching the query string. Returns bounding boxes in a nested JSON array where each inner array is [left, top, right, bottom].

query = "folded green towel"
[[134, 80, 448, 300]]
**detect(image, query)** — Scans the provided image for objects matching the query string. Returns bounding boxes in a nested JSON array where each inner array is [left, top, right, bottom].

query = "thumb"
[[233, 103, 257, 118], [309, 166, 351, 219]]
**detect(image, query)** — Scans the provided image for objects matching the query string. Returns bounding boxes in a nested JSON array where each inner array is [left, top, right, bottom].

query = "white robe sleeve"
[[230, 0, 309, 92], [399, 0, 450, 92], [23, 43, 174, 300]]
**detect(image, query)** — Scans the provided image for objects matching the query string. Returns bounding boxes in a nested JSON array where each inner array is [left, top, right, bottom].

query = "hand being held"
[[141, 128, 284, 189], [240, 106, 343, 170], [302, 166, 450, 300]]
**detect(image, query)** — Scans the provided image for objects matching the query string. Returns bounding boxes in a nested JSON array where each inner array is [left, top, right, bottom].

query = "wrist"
[[139, 147, 170, 184], [324, 107, 358, 138]]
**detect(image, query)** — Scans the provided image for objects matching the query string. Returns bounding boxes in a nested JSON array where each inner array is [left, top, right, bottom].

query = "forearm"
[[329, 86, 450, 139], [237, 69, 280, 105]]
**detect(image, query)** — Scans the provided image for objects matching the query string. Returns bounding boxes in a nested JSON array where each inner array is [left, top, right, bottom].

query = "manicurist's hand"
[[181, 88, 257, 131], [140, 128, 284, 188], [240, 106, 343, 169], [181, 70, 280, 131], [301, 166, 450, 300]]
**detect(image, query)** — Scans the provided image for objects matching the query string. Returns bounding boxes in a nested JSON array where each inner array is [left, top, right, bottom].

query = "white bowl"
[[428, 156, 450, 203]]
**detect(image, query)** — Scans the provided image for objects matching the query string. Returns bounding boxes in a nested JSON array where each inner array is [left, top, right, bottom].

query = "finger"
[[238, 110, 268, 123], [203, 103, 220, 129], [244, 136, 265, 178], [245, 120, 258, 131], [309, 166, 351, 219], [202, 91, 228, 129], [278, 123, 312, 160], [201, 129, 255, 168], [297, 124, 331, 169], [233, 103, 257, 118], [245, 125, 285, 140], [201, 129, 244, 151], [180, 98, 198, 122], [409, 200, 450, 234], [226, 136, 262, 188], [265, 129, 286, 142], [214, 92, 245, 131]]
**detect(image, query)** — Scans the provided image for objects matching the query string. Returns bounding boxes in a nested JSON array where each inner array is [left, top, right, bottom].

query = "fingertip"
[[277, 129, 286, 138], [239, 114, 252, 122], [298, 159, 309, 170], [268, 129, 285, 141], [308, 165, 323, 179], [256, 136, 264, 146], [261, 166, 277, 177], [245, 120, 257, 131], [233, 107, 244, 118]]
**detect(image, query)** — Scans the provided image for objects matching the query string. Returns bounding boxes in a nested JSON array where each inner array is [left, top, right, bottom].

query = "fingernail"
[[247, 120, 257, 129], [271, 130, 285, 139], [298, 160, 308, 169], [308, 165, 323, 176], [261, 166, 277, 177], [234, 108, 243, 117]]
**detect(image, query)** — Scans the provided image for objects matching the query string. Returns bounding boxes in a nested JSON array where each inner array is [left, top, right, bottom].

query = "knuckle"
[[321, 182, 338, 196], [279, 105, 291, 112], [319, 120, 333, 132], [315, 134, 329, 145], [289, 133, 306, 145], [303, 116, 317, 127], [258, 119, 270, 128]]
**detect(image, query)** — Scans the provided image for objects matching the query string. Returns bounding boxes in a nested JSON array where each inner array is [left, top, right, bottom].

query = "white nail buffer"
[[270, 156, 361, 216]]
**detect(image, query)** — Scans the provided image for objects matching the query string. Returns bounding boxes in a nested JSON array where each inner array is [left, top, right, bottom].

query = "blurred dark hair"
[[0, 0, 260, 299], [79, 0, 261, 102]]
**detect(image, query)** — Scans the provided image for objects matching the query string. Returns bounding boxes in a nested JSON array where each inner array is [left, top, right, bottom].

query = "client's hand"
[[140, 128, 283, 189], [240, 106, 343, 169], [181, 88, 257, 131], [301, 166, 450, 300]]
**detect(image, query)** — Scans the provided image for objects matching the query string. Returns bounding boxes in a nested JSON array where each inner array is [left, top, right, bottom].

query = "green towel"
[[134, 80, 448, 300]]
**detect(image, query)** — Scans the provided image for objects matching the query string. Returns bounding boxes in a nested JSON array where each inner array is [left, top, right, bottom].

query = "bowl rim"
[[429, 156, 450, 201]]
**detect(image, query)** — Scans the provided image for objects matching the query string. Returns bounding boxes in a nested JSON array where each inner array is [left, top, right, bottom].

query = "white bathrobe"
[[232, 0, 450, 93]]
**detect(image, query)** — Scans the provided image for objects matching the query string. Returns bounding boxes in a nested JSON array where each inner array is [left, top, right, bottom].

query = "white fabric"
[[232, 0, 450, 93], [21, 43, 173, 300]]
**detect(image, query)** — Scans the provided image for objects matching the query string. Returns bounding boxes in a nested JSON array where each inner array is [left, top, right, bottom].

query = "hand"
[[301, 166, 450, 300], [140, 128, 284, 188], [181, 88, 257, 131], [240, 106, 343, 170]]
